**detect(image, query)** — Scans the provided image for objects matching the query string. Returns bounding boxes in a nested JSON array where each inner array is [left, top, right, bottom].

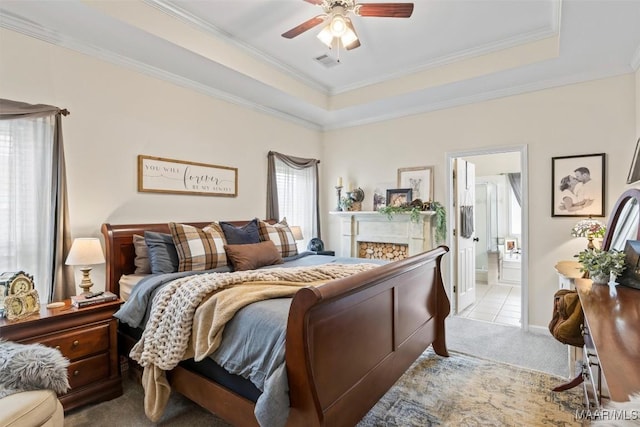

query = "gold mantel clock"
[[0, 271, 39, 320]]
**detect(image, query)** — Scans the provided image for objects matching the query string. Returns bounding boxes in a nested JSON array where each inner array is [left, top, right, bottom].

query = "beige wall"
[[322, 74, 636, 329], [0, 29, 321, 291]]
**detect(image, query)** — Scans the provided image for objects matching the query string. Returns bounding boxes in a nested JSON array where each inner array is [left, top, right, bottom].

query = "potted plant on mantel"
[[574, 248, 626, 284], [377, 199, 447, 244]]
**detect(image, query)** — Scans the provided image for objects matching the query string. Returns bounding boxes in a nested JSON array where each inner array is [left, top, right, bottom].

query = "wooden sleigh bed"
[[102, 220, 451, 427]]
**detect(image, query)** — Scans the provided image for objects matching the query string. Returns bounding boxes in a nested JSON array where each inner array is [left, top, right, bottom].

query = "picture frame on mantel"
[[551, 153, 605, 217], [397, 166, 434, 202], [386, 188, 413, 207], [138, 155, 238, 197]]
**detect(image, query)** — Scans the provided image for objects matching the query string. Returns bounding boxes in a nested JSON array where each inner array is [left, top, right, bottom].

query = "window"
[[275, 159, 316, 249], [267, 152, 320, 252], [0, 116, 56, 300]]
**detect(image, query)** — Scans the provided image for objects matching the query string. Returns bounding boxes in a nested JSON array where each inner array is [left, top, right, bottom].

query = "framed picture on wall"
[[551, 153, 605, 217], [397, 166, 434, 202]]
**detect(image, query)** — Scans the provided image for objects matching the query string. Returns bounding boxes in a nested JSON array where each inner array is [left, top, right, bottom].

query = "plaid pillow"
[[169, 222, 227, 271], [258, 219, 299, 258]]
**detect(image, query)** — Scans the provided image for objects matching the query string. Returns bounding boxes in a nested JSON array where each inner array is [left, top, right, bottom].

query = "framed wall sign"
[[397, 166, 434, 202], [551, 153, 605, 217], [138, 155, 238, 197]]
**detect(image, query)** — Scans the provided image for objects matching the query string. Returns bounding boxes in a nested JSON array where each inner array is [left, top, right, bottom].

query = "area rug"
[[64, 349, 582, 427]]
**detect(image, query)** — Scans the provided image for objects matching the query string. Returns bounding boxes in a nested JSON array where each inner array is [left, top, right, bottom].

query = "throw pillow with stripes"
[[169, 222, 227, 271], [258, 218, 299, 258]]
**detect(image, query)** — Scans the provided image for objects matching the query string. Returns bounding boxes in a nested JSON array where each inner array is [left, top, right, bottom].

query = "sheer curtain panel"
[[0, 99, 74, 302], [267, 151, 320, 249]]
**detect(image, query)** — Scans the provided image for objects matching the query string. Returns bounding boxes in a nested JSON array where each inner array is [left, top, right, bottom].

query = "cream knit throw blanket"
[[129, 263, 378, 422]]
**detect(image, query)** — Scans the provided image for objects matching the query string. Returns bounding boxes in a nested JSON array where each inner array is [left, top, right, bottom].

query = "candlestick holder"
[[335, 185, 343, 211]]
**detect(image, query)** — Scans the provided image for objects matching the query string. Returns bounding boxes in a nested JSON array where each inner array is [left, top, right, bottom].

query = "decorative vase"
[[589, 272, 609, 284]]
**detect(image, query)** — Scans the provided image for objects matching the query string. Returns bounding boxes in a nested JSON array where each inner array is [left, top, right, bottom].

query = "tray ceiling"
[[1, 0, 639, 130]]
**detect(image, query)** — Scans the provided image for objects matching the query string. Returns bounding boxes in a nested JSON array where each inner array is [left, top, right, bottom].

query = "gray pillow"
[[133, 234, 151, 274], [144, 231, 179, 274], [220, 218, 261, 245]]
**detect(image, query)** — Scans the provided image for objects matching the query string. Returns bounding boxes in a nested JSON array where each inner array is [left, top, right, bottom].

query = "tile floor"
[[457, 283, 521, 326]]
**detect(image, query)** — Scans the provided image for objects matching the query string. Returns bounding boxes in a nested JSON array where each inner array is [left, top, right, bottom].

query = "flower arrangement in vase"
[[574, 248, 626, 284]]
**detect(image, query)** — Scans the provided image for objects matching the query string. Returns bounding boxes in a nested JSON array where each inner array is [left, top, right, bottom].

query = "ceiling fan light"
[[317, 24, 334, 48], [329, 14, 347, 37], [341, 18, 358, 48]]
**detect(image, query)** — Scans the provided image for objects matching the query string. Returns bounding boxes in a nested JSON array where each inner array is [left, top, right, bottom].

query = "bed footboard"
[[285, 246, 450, 427]]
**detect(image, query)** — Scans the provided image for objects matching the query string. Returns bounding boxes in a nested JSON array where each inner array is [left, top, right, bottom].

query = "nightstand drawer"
[[38, 323, 110, 360], [67, 352, 110, 390]]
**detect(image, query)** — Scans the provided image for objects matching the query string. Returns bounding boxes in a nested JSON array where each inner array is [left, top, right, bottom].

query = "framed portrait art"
[[386, 188, 413, 208], [551, 153, 605, 217], [397, 166, 434, 202]]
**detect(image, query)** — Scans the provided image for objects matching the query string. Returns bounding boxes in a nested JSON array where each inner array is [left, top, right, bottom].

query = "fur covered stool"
[[0, 340, 69, 427]]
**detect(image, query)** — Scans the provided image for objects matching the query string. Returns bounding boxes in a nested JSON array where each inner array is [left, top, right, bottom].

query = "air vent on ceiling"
[[314, 54, 341, 68]]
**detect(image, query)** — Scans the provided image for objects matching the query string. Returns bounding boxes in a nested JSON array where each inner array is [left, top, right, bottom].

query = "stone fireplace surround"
[[330, 211, 436, 259]]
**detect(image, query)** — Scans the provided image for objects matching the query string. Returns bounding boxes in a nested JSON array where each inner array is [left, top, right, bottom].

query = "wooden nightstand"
[[0, 299, 123, 411]]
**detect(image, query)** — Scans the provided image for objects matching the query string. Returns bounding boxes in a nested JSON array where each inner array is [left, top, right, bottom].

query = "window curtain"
[[0, 99, 74, 302], [267, 151, 321, 243], [507, 173, 522, 207]]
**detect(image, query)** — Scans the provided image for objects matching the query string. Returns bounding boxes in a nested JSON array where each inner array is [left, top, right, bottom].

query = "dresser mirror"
[[602, 188, 640, 251]]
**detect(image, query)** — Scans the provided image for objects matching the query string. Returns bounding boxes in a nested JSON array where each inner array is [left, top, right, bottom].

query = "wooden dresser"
[[575, 279, 640, 408], [0, 299, 123, 411]]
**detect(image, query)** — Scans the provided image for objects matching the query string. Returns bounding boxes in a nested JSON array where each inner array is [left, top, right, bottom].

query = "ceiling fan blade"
[[303, 0, 324, 4], [357, 3, 414, 18], [281, 15, 326, 39]]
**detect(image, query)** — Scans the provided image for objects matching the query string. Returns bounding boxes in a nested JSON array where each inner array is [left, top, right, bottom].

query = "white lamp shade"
[[317, 24, 334, 48], [290, 226, 304, 241], [65, 238, 105, 266], [341, 18, 358, 48]]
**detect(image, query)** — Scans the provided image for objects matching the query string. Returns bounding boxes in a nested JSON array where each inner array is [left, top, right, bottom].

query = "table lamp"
[[65, 237, 105, 294], [289, 226, 304, 242], [571, 218, 606, 250]]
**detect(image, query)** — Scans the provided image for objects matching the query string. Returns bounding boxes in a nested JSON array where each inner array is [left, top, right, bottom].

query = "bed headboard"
[[101, 220, 272, 297]]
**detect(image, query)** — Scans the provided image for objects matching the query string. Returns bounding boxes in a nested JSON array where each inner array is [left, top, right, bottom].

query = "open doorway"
[[446, 146, 528, 330]]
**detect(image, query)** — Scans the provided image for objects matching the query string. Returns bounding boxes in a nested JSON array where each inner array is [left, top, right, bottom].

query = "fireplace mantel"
[[329, 211, 437, 259]]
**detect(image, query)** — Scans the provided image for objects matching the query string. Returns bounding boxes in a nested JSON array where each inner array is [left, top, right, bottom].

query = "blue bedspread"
[[115, 252, 386, 426]]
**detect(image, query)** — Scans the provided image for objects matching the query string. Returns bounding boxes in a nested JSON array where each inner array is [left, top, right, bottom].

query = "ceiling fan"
[[282, 0, 414, 51]]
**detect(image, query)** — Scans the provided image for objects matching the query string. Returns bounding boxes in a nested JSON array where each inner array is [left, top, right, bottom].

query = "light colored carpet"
[[446, 315, 569, 378], [64, 344, 580, 426]]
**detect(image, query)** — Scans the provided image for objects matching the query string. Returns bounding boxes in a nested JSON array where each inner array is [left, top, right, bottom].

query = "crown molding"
[[322, 67, 629, 131], [0, 12, 321, 131], [147, 0, 330, 94]]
